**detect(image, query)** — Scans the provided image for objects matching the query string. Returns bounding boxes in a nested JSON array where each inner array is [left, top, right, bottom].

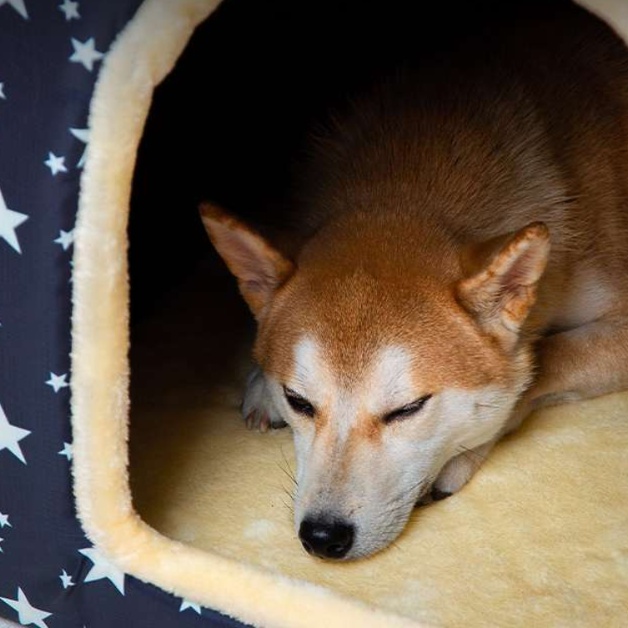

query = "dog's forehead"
[[262, 269, 505, 391], [292, 335, 330, 389], [368, 345, 415, 398], [364, 345, 417, 413], [292, 335, 416, 407]]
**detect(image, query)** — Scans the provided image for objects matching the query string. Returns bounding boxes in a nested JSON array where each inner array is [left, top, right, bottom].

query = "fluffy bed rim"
[[69, 1, 628, 627]]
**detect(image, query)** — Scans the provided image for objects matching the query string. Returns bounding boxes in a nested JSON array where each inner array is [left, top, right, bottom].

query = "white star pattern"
[[44, 152, 68, 176], [0, 186, 28, 254], [0, 2, 153, 623], [58, 442, 72, 460], [69, 38, 104, 72], [0, 588, 51, 628], [54, 229, 74, 250], [79, 548, 126, 594], [69, 127, 89, 168], [59, 569, 75, 589], [46, 372, 69, 393], [180, 599, 202, 614], [58, 0, 79, 21], [0, 403, 30, 464], [0, 0, 28, 19]]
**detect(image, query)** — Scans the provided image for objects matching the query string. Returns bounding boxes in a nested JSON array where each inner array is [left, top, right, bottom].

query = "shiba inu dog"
[[199, 1, 628, 560]]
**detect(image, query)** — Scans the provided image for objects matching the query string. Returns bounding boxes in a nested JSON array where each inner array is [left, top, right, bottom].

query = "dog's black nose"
[[299, 517, 354, 559]]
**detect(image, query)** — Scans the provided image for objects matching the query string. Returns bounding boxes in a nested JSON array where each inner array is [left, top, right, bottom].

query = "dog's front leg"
[[525, 315, 628, 409], [241, 366, 288, 432]]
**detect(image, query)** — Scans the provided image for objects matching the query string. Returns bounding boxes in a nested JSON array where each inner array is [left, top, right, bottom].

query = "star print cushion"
[[0, 1, 244, 627]]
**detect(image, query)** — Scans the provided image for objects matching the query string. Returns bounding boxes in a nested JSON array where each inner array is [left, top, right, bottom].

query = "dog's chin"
[[347, 526, 411, 560]]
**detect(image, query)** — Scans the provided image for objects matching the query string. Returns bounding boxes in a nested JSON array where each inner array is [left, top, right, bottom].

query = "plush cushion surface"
[[130, 262, 628, 626]]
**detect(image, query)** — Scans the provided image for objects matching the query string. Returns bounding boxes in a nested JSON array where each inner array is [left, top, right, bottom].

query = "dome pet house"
[[0, 0, 627, 626]]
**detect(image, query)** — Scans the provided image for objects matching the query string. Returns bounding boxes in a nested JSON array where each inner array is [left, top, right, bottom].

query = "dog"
[[199, 0, 628, 560]]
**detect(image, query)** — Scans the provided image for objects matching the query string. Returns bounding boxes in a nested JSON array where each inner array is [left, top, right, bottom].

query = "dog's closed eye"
[[383, 395, 432, 424], [283, 386, 316, 418]]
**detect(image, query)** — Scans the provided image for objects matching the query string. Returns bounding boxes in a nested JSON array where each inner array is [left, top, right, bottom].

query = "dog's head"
[[200, 204, 549, 559]]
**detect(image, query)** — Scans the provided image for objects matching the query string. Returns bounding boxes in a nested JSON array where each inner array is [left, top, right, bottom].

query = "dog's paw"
[[415, 486, 454, 508], [241, 367, 288, 433], [432, 442, 493, 496], [432, 454, 476, 496]]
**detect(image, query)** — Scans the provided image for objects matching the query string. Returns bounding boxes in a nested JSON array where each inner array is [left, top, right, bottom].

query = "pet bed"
[[0, 1, 627, 627]]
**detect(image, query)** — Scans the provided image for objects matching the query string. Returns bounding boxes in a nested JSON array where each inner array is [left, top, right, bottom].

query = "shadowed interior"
[[127, 0, 628, 624]]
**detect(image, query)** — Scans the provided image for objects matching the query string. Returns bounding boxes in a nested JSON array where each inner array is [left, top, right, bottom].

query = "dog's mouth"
[[297, 484, 446, 561]]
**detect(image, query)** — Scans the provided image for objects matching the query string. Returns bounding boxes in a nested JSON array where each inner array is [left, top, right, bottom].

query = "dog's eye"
[[283, 386, 316, 418], [383, 395, 432, 424]]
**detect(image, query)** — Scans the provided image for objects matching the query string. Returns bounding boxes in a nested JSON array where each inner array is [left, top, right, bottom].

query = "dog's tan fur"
[[200, 1, 628, 559]]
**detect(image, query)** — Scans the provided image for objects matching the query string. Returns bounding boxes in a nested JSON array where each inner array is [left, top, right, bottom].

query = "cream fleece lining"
[[129, 262, 628, 626], [71, 1, 628, 627]]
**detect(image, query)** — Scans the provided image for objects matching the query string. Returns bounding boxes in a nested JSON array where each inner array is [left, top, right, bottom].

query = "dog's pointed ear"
[[199, 203, 295, 318], [457, 222, 550, 348]]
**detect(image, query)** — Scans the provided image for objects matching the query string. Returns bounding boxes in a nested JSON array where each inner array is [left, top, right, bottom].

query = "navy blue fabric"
[[0, 2, 246, 626]]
